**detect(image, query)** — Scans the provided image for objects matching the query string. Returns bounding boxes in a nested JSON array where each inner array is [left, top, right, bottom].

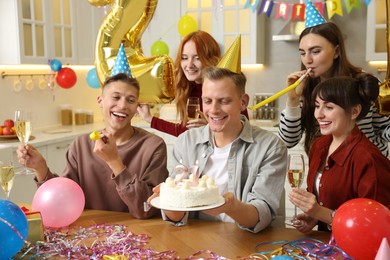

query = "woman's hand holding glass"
[[186, 97, 207, 128], [137, 104, 153, 123], [290, 213, 318, 233], [186, 110, 207, 128], [14, 110, 34, 175], [285, 153, 305, 227], [16, 144, 49, 182]]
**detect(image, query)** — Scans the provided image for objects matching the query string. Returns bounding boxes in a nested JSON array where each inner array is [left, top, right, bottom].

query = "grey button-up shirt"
[[164, 116, 287, 233]]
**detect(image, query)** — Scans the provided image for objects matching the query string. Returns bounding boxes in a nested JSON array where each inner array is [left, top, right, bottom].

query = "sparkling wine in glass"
[[285, 153, 305, 227], [187, 97, 200, 120], [15, 110, 34, 175], [0, 161, 15, 200]]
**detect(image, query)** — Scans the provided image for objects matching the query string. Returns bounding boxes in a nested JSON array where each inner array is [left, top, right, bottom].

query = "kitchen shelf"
[[1, 71, 55, 79]]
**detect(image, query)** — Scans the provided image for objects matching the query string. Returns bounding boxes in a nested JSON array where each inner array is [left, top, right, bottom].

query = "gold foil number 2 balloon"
[[378, 0, 390, 115], [88, 0, 175, 103]]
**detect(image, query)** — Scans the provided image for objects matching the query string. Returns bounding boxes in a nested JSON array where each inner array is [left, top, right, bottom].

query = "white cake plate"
[[150, 197, 225, 211]]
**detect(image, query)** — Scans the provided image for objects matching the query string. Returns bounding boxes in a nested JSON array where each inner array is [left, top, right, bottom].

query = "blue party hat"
[[305, 1, 326, 28], [111, 43, 133, 77]]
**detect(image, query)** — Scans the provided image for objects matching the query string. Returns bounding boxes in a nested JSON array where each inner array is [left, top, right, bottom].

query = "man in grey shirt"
[[150, 66, 287, 233]]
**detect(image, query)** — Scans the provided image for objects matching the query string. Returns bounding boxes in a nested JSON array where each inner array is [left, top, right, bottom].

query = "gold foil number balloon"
[[89, 0, 175, 103], [88, 0, 113, 7], [378, 0, 390, 115]]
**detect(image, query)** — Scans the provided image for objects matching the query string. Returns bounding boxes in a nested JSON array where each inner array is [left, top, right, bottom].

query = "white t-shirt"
[[203, 142, 234, 222]]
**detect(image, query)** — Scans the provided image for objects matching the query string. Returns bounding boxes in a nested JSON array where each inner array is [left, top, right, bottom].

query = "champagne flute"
[[187, 97, 200, 120], [0, 161, 15, 200], [285, 153, 305, 227], [14, 110, 34, 175]]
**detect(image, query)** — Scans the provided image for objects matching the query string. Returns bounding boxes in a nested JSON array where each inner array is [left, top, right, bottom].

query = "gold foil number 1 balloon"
[[89, 0, 175, 103], [378, 0, 390, 115]]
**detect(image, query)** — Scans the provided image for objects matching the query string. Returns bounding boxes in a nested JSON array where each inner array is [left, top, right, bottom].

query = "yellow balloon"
[[92, 0, 175, 103], [178, 15, 198, 37]]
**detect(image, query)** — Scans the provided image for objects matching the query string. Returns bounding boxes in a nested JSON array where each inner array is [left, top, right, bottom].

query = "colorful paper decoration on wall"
[[244, 0, 367, 21]]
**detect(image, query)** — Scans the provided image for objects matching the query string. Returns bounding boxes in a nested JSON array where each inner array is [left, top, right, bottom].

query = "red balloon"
[[332, 198, 390, 260], [56, 67, 77, 89]]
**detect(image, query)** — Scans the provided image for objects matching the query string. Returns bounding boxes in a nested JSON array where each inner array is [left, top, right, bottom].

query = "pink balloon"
[[32, 177, 85, 228]]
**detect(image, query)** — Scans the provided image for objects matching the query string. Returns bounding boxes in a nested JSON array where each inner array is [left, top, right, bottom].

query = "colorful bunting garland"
[[244, 0, 368, 21]]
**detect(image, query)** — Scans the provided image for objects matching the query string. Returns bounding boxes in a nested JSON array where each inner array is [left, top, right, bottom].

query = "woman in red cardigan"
[[288, 76, 390, 233], [137, 30, 248, 137]]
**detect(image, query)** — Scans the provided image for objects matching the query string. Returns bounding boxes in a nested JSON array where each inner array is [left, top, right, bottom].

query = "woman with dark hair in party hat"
[[289, 76, 390, 233], [278, 2, 390, 157]]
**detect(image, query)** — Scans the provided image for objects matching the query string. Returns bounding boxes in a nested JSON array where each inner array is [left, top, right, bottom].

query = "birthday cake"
[[160, 175, 220, 208]]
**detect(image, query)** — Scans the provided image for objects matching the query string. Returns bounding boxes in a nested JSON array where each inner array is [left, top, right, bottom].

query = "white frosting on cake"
[[160, 175, 220, 208]]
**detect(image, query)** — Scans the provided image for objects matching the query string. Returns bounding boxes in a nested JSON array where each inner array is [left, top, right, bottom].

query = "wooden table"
[[64, 209, 330, 259]]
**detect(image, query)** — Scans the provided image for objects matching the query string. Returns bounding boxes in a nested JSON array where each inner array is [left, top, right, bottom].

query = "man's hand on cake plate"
[[145, 184, 161, 212], [147, 184, 161, 204], [202, 192, 234, 216], [145, 184, 187, 221]]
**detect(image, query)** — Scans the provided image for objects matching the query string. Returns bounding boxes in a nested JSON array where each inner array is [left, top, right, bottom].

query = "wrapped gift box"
[[21, 207, 44, 244]]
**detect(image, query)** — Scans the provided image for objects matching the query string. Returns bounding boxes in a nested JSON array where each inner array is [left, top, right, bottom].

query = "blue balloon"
[[86, 68, 101, 89], [50, 59, 62, 72], [0, 200, 28, 259]]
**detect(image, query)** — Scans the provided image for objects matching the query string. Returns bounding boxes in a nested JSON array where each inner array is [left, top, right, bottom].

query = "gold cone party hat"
[[217, 35, 241, 74]]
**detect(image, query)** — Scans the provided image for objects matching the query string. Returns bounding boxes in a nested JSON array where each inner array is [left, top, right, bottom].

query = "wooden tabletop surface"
[[66, 209, 331, 259]]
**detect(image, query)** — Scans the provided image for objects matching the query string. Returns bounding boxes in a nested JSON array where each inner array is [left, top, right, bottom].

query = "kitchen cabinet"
[[46, 139, 73, 174], [0, 147, 13, 162], [366, 0, 387, 61], [74, 1, 105, 65], [0, 0, 102, 65], [181, 0, 265, 64]]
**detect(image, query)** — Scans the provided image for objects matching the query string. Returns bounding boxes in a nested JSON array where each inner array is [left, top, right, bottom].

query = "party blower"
[[249, 69, 311, 110]]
